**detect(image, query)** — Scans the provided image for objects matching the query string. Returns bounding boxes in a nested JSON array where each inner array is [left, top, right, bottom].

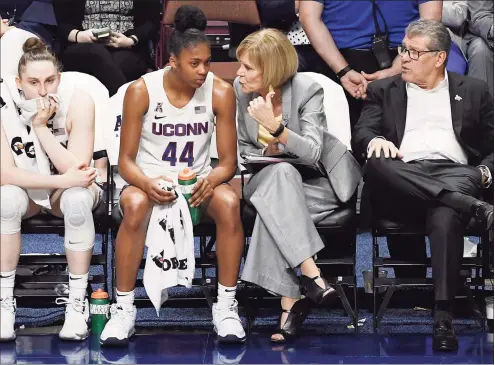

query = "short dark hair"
[[168, 5, 209, 57]]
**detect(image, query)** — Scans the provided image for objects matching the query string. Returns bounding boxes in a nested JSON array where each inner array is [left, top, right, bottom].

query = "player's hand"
[[145, 176, 177, 205], [61, 162, 97, 188], [32, 95, 59, 129], [189, 177, 213, 207]]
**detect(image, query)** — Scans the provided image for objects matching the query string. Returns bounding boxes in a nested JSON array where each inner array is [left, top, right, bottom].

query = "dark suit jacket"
[[352, 72, 494, 176]]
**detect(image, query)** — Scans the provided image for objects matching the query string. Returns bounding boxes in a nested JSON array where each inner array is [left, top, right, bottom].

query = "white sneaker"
[[212, 300, 246, 343], [0, 297, 16, 341], [213, 344, 247, 364], [100, 304, 136, 347], [56, 297, 90, 341], [58, 341, 90, 364], [0, 342, 16, 364], [100, 341, 137, 363]]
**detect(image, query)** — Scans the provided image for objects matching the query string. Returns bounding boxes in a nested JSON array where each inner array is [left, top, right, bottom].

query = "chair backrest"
[[59, 72, 110, 155], [302, 72, 352, 150], [104, 81, 133, 167], [162, 0, 260, 25]]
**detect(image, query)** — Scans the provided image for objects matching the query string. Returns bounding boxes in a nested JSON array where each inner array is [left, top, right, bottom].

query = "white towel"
[[1, 76, 68, 209], [143, 187, 195, 316]]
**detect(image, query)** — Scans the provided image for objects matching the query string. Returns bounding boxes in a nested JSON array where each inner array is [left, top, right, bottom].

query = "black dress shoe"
[[472, 202, 494, 232], [433, 318, 458, 352], [300, 275, 338, 306]]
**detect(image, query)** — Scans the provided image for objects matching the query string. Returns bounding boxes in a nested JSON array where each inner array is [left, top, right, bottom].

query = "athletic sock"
[[217, 283, 236, 307], [0, 270, 15, 300]]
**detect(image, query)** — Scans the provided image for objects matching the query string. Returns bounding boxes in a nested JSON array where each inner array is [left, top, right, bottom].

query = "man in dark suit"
[[353, 19, 493, 352]]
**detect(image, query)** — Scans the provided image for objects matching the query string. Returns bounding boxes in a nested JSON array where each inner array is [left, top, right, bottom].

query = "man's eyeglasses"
[[398, 46, 441, 60]]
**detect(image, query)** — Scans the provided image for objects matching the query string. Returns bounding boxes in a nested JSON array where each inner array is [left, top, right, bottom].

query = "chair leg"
[[205, 236, 216, 255], [372, 233, 378, 331], [201, 283, 215, 309], [373, 289, 378, 331], [102, 232, 109, 293], [465, 283, 484, 328], [375, 286, 396, 328], [111, 229, 117, 302], [335, 284, 357, 325]]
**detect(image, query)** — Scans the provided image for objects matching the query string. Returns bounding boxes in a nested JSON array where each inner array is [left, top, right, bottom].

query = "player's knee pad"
[[1, 185, 29, 235], [60, 187, 95, 252]]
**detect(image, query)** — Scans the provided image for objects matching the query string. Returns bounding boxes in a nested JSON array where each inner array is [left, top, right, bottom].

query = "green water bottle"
[[90, 288, 109, 336], [178, 168, 201, 225]]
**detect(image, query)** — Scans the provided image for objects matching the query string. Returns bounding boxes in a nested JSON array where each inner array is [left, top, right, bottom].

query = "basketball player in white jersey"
[[0, 38, 100, 341], [100, 6, 245, 346]]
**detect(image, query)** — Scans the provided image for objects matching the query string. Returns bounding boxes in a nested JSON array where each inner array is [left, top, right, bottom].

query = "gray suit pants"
[[241, 163, 340, 298]]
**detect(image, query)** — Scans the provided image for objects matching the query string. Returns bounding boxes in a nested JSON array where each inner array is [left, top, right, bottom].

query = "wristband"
[[336, 65, 352, 79], [75, 30, 81, 43]]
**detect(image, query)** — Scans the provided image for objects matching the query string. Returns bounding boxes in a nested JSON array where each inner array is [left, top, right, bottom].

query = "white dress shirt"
[[400, 71, 469, 164]]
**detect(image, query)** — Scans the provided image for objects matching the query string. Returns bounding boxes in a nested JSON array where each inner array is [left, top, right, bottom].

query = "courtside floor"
[[0, 331, 493, 364]]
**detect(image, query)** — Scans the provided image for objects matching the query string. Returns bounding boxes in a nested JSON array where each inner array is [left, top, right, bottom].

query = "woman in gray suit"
[[234, 29, 361, 342]]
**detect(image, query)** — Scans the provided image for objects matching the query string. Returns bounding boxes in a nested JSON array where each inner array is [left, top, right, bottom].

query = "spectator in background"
[[257, 0, 315, 72], [0, 0, 56, 48], [442, 1, 493, 95], [467, 0, 493, 95], [53, 0, 161, 96], [1, 0, 57, 76], [299, 0, 442, 129]]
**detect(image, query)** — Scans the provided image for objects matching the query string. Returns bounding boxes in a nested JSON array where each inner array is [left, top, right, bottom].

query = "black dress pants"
[[59, 43, 148, 96], [365, 156, 481, 301]]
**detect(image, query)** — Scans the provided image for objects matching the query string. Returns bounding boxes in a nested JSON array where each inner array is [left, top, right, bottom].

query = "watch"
[[478, 165, 491, 186], [270, 123, 285, 138]]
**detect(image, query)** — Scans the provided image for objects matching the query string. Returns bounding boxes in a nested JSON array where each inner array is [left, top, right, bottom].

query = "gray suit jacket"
[[468, 0, 494, 48], [234, 73, 362, 203]]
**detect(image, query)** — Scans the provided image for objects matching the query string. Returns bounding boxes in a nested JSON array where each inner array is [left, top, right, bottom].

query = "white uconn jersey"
[[137, 67, 214, 181]]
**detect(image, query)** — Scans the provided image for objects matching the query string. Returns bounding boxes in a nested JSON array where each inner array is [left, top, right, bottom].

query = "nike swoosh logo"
[[0, 274, 14, 278], [154, 115, 166, 120], [225, 289, 236, 292], [69, 241, 83, 245], [69, 277, 82, 280]]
